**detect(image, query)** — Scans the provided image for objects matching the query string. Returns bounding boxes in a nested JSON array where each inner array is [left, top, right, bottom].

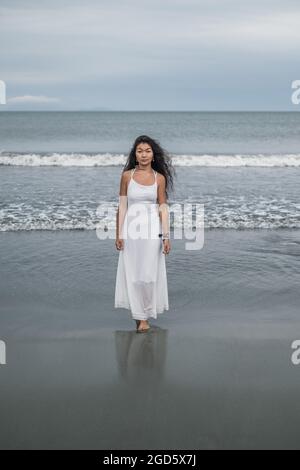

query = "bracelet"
[[159, 232, 170, 240]]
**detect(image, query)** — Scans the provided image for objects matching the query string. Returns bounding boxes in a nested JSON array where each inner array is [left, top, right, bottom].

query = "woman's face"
[[135, 143, 153, 166]]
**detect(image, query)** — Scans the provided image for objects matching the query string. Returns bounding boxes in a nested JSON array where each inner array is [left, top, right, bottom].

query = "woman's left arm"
[[157, 174, 170, 255]]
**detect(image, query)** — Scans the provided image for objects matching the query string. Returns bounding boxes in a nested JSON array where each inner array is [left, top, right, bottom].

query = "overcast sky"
[[1, 0, 300, 110]]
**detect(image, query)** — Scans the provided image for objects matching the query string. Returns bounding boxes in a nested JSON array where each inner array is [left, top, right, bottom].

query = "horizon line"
[[0, 109, 300, 113]]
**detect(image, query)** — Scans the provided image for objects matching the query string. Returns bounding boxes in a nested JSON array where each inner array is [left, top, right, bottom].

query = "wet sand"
[[0, 229, 300, 449]]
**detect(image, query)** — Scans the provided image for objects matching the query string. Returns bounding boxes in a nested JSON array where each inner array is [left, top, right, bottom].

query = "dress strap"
[[153, 170, 157, 182]]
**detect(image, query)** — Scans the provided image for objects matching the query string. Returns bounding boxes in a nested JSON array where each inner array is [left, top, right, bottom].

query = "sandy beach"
[[1, 228, 300, 449]]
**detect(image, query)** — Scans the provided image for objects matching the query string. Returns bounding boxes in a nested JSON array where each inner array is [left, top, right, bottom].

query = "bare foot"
[[137, 320, 150, 332]]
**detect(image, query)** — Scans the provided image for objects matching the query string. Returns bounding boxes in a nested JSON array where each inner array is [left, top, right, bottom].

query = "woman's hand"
[[115, 238, 124, 250], [162, 239, 171, 255]]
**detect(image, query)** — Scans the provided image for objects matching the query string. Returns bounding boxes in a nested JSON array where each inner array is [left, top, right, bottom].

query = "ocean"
[[0, 111, 299, 231]]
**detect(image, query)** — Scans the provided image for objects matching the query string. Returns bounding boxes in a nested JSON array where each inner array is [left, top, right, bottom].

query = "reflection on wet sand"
[[114, 325, 168, 386]]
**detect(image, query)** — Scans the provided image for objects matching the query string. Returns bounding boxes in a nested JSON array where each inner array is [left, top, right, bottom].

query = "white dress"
[[114, 167, 169, 320]]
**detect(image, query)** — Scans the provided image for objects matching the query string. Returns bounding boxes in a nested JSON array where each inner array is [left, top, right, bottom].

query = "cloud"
[[7, 95, 60, 103], [1, 0, 300, 109]]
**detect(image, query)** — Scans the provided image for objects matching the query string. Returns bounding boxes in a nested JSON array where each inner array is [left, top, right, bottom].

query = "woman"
[[114, 135, 175, 333]]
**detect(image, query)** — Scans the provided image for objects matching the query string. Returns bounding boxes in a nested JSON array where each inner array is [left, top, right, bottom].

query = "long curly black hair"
[[123, 135, 175, 200]]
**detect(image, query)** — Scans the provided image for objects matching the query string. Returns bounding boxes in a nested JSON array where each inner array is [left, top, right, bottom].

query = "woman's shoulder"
[[121, 169, 132, 180], [155, 171, 166, 184], [120, 169, 133, 191]]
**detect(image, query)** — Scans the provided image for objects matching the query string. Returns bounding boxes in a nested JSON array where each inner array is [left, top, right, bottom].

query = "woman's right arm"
[[115, 171, 128, 250]]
